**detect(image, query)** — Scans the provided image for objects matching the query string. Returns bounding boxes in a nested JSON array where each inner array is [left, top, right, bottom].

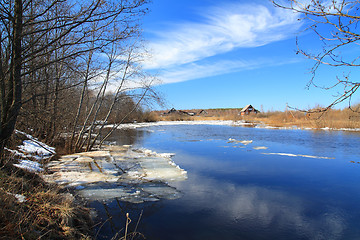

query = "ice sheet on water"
[[261, 152, 334, 159], [253, 146, 268, 150], [44, 145, 187, 203], [228, 138, 253, 145], [77, 181, 182, 203]]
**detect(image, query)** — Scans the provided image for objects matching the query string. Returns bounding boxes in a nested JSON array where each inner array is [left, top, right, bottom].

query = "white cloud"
[[156, 58, 301, 84], [143, 2, 302, 74]]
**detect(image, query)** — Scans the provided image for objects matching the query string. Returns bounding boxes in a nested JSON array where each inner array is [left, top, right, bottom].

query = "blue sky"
[[141, 0, 360, 111]]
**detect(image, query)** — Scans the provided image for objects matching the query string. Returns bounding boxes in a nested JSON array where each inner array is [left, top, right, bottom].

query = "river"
[[92, 122, 360, 240]]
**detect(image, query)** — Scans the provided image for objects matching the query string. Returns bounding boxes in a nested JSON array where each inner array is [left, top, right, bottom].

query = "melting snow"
[[14, 130, 55, 160], [14, 160, 44, 173], [105, 120, 253, 130], [6, 192, 27, 203], [10, 130, 55, 173]]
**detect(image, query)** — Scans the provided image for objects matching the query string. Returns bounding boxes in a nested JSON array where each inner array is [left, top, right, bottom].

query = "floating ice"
[[228, 138, 253, 145], [43, 145, 187, 203], [253, 146, 268, 150], [261, 152, 334, 159]]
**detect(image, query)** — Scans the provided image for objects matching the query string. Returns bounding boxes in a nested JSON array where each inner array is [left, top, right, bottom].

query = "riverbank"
[[151, 107, 360, 131], [0, 162, 93, 239], [0, 131, 93, 239], [0, 130, 187, 239], [105, 119, 360, 132]]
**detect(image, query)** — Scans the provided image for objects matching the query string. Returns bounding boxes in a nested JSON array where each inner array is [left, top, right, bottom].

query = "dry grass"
[[252, 108, 360, 129], [153, 107, 360, 129], [0, 158, 92, 240]]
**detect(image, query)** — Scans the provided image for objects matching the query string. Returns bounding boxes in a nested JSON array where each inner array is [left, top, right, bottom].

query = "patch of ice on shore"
[[105, 120, 360, 132], [104, 120, 252, 130], [261, 152, 334, 159], [5, 147, 27, 158], [15, 130, 55, 158], [14, 160, 44, 173]]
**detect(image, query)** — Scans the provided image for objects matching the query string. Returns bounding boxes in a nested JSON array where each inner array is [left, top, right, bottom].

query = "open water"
[[93, 123, 360, 240]]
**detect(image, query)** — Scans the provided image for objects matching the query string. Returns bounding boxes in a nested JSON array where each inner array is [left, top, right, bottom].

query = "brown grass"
[[0, 158, 92, 240], [252, 108, 360, 129], [152, 107, 360, 130]]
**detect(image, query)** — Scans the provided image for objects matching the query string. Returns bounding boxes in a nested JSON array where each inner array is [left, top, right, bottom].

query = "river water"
[[93, 123, 360, 240]]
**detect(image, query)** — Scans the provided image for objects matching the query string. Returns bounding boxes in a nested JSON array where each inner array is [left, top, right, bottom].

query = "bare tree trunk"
[[0, 0, 23, 157], [70, 50, 93, 150], [98, 88, 149, 148]]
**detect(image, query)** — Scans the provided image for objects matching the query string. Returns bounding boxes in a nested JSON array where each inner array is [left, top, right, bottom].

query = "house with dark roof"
[[240, 105, 259, 116]]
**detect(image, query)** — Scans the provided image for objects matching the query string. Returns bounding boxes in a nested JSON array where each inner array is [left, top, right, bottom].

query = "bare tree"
[[272, 0, 360, 112], [0, 0, 149, 160]]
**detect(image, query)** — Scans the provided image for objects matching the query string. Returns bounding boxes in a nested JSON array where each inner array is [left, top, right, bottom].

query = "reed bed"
[[153, 107, 360, 130]]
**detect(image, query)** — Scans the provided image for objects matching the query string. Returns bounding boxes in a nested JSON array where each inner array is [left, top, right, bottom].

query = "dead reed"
[[153, 107, 360, 130], [0, 159, 92, 240]]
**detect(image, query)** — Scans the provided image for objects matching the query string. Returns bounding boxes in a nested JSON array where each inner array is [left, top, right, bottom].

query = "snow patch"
[[6, 192, 27, 203], [13, 160, 44, 173], [104, 120, 252, 130], [15, 130, 55, 160]]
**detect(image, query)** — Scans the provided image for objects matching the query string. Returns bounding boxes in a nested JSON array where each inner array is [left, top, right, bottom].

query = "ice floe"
[[228, 138, 253, 145], [261, 152, 334, 159], [253, 146, 268, 150], [43, 145, 187, 203]]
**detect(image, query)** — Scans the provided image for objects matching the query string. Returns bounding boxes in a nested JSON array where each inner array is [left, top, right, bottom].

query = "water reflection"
[[101, 128, 148, 146], [178, 172, 346, 240], [94, 124, 360, 239]]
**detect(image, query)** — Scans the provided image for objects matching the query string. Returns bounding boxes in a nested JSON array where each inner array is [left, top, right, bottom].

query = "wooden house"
[[240, 105, 259, 116]]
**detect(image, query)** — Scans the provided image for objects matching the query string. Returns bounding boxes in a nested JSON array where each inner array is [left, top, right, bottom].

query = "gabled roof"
[[240, 104, 253, 112]]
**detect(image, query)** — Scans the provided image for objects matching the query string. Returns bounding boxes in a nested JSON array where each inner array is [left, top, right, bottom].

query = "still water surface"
[[94, 124, 360, 240]]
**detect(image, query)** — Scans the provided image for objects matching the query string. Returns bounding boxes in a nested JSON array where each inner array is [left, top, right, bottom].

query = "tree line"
[[0, 0, 159, 161]]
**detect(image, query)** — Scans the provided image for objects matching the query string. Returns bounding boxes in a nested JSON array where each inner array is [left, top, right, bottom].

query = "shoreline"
[[104, 120, 360, 132]]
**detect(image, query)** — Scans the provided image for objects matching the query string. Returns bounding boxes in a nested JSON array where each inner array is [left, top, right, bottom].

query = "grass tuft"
[[0, 157, 92, 240]]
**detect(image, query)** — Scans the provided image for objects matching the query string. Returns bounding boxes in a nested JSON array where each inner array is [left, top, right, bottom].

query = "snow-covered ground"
[[104, 120, 360, 132], [104, 120, 255, 130], [8, 130, 55, 173]]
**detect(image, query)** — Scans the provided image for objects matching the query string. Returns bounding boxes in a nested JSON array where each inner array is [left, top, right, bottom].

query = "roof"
[[240, 104, 253, 112]]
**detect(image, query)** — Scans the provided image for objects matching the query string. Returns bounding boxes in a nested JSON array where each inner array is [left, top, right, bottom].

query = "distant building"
[[198, 110, 208, 115], [162, 108, 177, 115], [240, 105, 259, 116]]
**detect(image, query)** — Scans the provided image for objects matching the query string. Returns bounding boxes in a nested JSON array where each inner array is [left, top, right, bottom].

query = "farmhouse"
[[240, 105, 259, 115]]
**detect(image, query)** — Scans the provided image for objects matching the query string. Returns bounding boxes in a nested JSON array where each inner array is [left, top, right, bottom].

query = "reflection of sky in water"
[[96, 125, 360, 240]]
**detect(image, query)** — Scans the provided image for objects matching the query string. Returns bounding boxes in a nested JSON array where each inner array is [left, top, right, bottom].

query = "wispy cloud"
[[158, 58, 301, 84], [144, 2, 302, 80]]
